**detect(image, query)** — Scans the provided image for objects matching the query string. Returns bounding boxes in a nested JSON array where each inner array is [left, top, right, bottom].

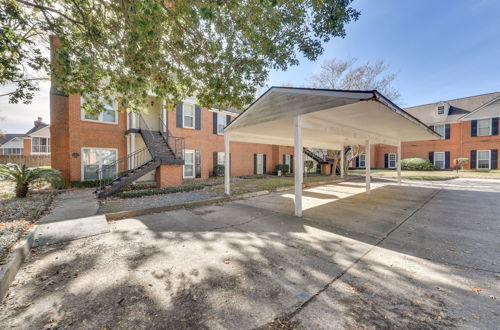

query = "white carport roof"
[[225, 87, 439, 148]]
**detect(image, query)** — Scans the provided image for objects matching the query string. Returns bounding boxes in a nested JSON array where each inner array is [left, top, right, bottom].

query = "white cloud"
[[0, 81, 51, 133]]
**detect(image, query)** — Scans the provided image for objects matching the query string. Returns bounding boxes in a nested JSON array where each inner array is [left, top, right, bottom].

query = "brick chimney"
[[34, 117, 44, 125]]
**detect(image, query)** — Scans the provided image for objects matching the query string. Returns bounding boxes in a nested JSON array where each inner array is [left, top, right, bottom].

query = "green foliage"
[[275, 164, 289, 174], [1, 0, 360, 110], [51, 179, 111, 189], [213, 164, 225, 177], [454, 157, 469, 170], [304, 160, 314, 171], [0, 163, 61, 197], [116, 184, 205, 198], [400, 157, 436, 171]]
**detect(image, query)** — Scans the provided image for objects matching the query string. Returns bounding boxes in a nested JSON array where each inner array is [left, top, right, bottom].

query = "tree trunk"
[[332, 159, 339, 176], [16, 183, 29, 198]]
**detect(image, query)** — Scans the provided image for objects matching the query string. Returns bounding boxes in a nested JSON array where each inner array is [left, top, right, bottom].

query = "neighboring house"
[[351, 92, 500, 170], [0, 118, 50, 156]]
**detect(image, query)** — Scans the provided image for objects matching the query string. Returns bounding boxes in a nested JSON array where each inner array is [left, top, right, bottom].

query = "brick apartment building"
[[352, 92, 500, 170]]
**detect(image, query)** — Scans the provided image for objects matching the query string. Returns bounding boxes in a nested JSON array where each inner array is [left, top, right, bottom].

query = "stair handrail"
[[159, 116, 185, 160], [95, 147, 152, 194]]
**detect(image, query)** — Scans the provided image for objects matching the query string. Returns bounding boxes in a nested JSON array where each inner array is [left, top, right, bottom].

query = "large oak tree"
[[1, 0, 360, 113]]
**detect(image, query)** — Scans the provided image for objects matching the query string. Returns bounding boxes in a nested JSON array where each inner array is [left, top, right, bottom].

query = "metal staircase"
[[303, 148, 333, 164], [95, 116, 184, 199]]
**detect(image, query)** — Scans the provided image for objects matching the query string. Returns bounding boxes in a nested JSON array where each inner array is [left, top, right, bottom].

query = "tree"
[[309, 57, 400, 101], [0, 163, 61, 197], [1, 0, 360, 114]]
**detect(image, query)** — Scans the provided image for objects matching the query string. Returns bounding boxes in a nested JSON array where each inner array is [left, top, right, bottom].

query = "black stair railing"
[[159, 116, 184, 160], [95, 147, 152, 193]]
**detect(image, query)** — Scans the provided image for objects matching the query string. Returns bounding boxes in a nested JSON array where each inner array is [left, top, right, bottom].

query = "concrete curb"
[[105, 177, 360, 221], [0, 227, 36, 302]]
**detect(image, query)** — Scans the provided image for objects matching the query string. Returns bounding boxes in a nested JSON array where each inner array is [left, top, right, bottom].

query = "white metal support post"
[[397, 142, 402, 185], [340, 146, 345, 178], [294, 116, 303, 217], [365, 140, 371, 194], [224, 132, 231, 196]]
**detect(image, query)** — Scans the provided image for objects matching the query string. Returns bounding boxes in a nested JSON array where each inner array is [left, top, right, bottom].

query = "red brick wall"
[[22, 139, 31, 156]]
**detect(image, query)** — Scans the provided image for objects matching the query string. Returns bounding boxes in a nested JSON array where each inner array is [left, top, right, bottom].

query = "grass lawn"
[[348, 169, 500, 180]]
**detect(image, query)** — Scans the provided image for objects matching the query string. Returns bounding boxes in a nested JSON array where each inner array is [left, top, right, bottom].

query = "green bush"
[[213, 164, 225, 177], [275, 164, 289, 174], [51, 179, 111, 189], [454, 157, 469, 170], [400, 157, 436, 171], [115, 184, 205, 198]]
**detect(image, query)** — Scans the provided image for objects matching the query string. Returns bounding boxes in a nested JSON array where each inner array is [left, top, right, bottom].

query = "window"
[[183, 103, 195, 129], [477, 119, 491, 136], [217, 152, 225, 165], [434, 152, 445, 169], [284, 154, 291, 173], [2, 148, 23, 155], [256, 154, 264, 174], [82, 148, 117, 181], [477, 150, 490, 169], [32, 137, 50, 153], [81, 96, 118, 124], [358, 154, 366, 168], [437, 106, 445, 115], [434, 124, 446, 139], [217, 113, 226, 134], [388, 153, 397, 169], [183, 150, 195, 178]]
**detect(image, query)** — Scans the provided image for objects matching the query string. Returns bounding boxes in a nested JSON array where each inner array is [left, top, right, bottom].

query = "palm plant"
[[0, 164, 61, 198]]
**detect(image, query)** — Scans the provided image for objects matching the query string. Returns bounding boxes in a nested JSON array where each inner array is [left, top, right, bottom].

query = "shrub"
[[0, 164, 61, 197], [115, 184, 205, 198], [275, 164, 289, 174], [51, 179, 111, 189], [400, 157, 436, 171], [213, 164, 225, 177], [454, 157, 469, 170]]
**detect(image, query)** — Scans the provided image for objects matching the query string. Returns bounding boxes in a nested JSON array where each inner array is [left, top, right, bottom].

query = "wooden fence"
[[0, 155, 51, 167]]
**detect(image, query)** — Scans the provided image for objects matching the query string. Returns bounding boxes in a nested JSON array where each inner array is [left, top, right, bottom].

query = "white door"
[[256, 154, 264, 174]]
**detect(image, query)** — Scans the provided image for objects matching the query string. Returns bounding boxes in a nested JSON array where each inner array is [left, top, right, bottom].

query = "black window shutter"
[[428, 152, 434, 164], [263, 154, 267, 174], [492, 118, 499, 136], [195, 105, 201, 130], [176, 103, 183, 128], [470, 150, 476, 169], [491, 149, 498, 169], [290, 155, 294, 173], [195, 150, 201, 178], [213, 113, 218, 134], [445, 151, 450, 169], [253, 154, 257, 174], [355, 156, 359, 168], [213, 152, 217, 175], [283, 154, 285, 164], [445, 124, 450, 139], [226, 115, 232, 125], [384, 153, 388, 168], [471, 120, 477, 137]]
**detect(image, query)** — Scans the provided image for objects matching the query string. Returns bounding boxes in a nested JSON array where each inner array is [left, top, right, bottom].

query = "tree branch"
[[15, 0, 83, 25]]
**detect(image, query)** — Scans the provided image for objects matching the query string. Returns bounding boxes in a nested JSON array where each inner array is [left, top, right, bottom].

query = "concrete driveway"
[[1, 178, 499, 329]]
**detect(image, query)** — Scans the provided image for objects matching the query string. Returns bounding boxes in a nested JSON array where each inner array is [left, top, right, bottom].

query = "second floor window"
[[217, 113, 226, 134], [81, 96, 117, 124], [32, 137, 50, 153], [437, 106, 445, 115], [477, 119, 491, 136], [183, 103, 195, 129], [434, 124, 445, 139]]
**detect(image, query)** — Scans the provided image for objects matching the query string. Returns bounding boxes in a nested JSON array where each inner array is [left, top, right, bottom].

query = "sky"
[[2, 0, 500, 133]]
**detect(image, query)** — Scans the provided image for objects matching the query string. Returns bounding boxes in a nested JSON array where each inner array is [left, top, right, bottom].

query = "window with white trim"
[[217, 152, 225, 165], [388, 153, 397, 169], [32, 137, 50, 153], [217, 113, 226, 134], [358, 154, 366, 168], [183, 103, 195, 129], [256, 154, 264, 174], [477, 150, 490, 169], [434, 152, 445, 169], [2, 148, 23, 155], [284, 154, 291, 173], [434, 124, 446, 139], [477, 119, 491, 136], [183, 149, 195, 178], [82, 148, 117, 180], [81, 96, 117, 124]]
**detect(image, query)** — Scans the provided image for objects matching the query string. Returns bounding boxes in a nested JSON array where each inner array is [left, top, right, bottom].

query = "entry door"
[[256, 154, 264, 174]]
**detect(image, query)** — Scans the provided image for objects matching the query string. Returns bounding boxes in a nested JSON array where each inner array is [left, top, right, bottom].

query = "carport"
[[223, 87, 439, 216]]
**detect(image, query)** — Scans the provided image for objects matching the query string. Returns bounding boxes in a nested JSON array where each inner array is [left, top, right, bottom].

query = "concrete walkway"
[[33, 190, 109, 247]]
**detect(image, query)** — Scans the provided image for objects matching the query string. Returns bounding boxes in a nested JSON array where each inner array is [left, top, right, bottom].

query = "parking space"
[[1, 178, 498, 329]]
